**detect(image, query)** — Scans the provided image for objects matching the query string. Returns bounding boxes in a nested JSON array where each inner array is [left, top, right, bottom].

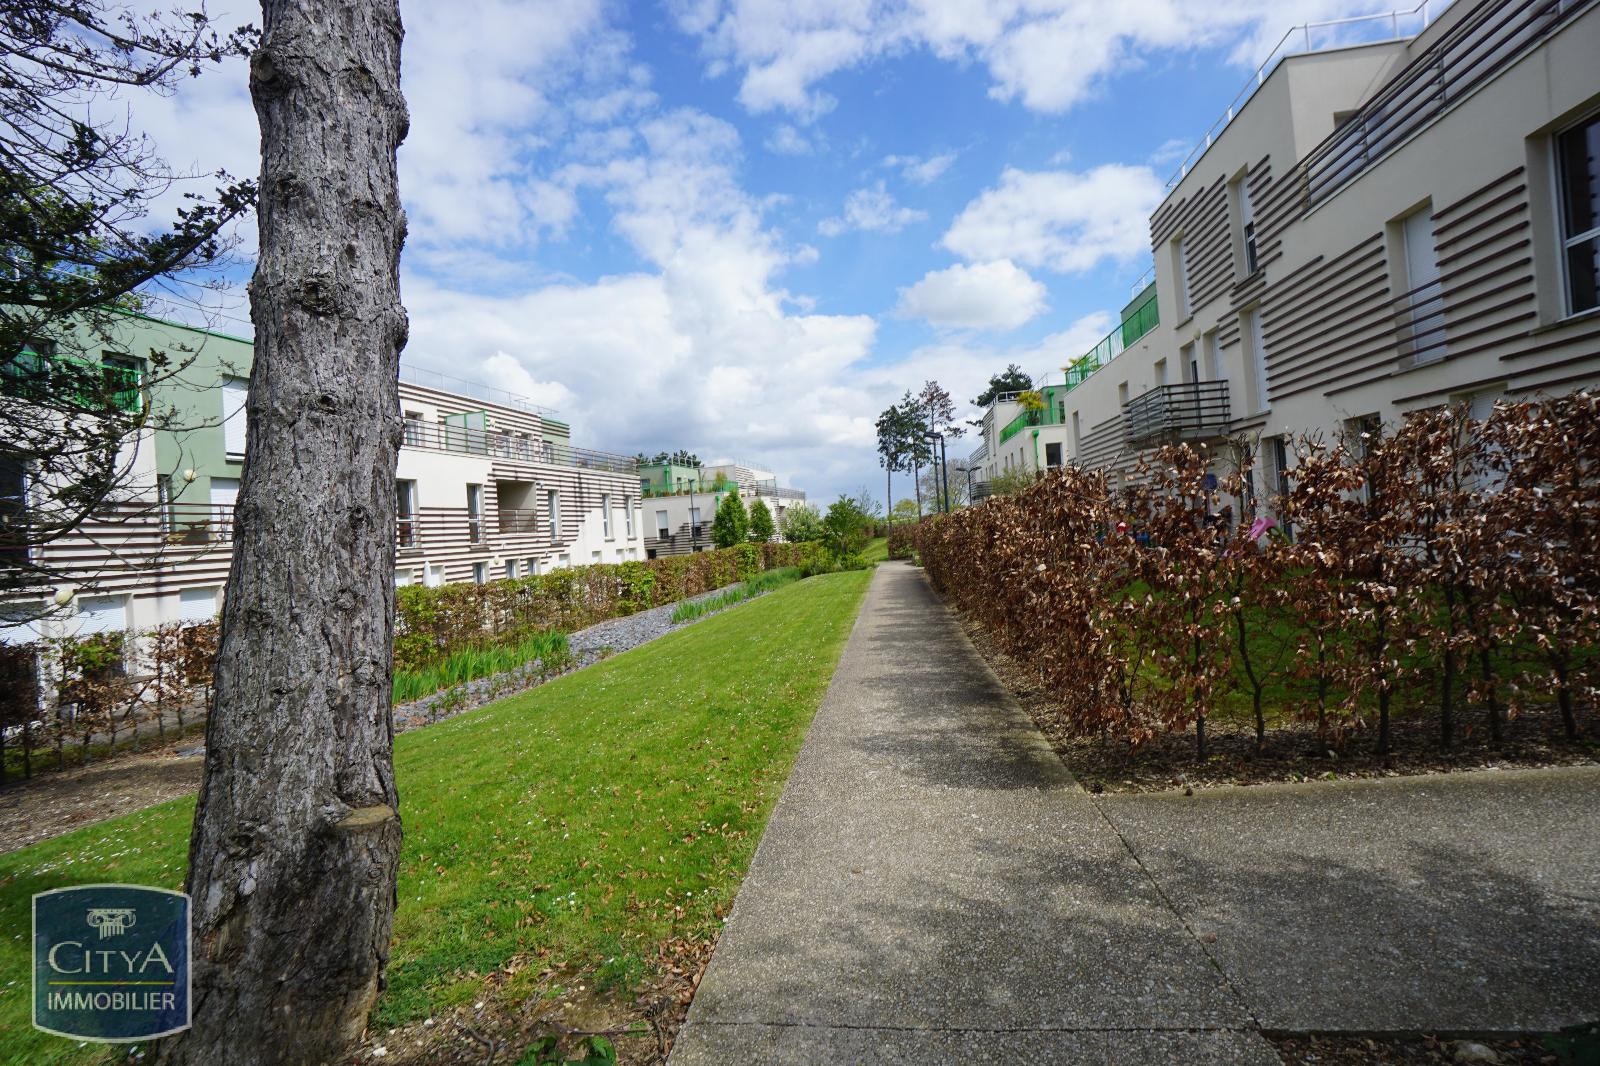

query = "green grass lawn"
[[861, 536, 888, 563], [0, 568, 872, 1065]]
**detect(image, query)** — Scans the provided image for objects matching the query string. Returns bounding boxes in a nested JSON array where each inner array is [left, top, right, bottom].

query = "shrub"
[[911, 392, 1600, 756], [747, 498, 776, 542], [711, 491, 749, 548]]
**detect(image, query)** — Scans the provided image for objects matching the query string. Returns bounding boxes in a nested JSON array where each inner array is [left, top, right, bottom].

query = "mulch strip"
[[951, 605, 1599, 794]]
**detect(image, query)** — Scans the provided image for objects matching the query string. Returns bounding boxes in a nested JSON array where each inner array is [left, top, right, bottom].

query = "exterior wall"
[[641, 483, 805, 557], [1054, 0, 1600, 510], [5, 317, 645, 640]]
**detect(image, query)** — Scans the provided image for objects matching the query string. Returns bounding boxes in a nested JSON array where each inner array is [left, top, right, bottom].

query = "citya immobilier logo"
[[32, 884, 191, 1042]]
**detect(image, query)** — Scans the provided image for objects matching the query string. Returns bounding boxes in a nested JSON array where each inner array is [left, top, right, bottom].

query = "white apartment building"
[[1, 317, 646, 643], [974, 0, 1600, 507], [639, 460, 806, 557]]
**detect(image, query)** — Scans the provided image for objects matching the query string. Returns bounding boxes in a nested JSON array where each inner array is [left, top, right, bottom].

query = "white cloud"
[[670, 0, 1422, 117], [765, 124, 815, 155], [819, 183, 927, 237], [884, 151, 956, 184], [896, 260, 1047, 331], [942, 164, 1162, 274]]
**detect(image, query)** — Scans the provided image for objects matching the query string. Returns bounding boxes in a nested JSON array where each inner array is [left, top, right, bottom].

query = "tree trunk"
[[1554, 657, 1577, 740], [157, 2, 409, 1063]]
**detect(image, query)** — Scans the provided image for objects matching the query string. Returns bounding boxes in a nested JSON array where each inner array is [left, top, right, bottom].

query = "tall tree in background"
[[892, 390, 933, 518], [159, 1, 409, 1062], [917, 380, 964, 512], [875, 401, 919, 525], [0, 3, 256, 597]]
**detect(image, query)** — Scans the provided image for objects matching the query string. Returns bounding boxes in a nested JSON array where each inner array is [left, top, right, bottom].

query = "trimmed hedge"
[[395, 541, 822, 670], [912, 393, 1600, 755]]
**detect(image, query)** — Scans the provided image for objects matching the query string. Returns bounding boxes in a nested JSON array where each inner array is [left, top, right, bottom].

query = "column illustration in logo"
[[33, 884, 191, 1042]]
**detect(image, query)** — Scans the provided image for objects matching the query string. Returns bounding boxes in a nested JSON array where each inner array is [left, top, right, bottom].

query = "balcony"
[[497, 508, 541, 535], [399, 418, 637, 474], [1123, 381, 1231, 449], [1062, 291, 1161, 394]]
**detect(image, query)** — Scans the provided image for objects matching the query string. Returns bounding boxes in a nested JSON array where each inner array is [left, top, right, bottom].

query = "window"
[[1399, 206, 1446, 364], [1202, 330, 1220, 381], [395, 569, 415, 587], [601, 493, 612, 539], [1243, 309, 1270, 412], [504, 560, 516, 580], [179, 587, 218, 623], [547, 489, 560, 542], [523, 557, 539, 577], [1, 337, 53, 400], [466, 483, 484, 543], [1071, 412, 1081, 457], [1557, 113, 1600, 315], [592, 550, 602, 563], [425, 564, 445, 587], [472, 562, 487, 584], [157, 475, 174, 535], [396, 480, 417, 548], [100, 354, 144, 412], [76, 594, 128, 637], [1, 452, 27, 568], [1045, 442, 1063, 467], [1153, 359, 1168, 388], [209, 477, 239, 543], [1117, 381, 1129, 407], [656, 509, 669, 539], [1173, 236, 1191, 319], [403, 410, 425, 448], [1232, 173, 1258, 275], [624, 496, 634, 538], [222, 376, 249, 457], [1270, 437, 1291, 499]]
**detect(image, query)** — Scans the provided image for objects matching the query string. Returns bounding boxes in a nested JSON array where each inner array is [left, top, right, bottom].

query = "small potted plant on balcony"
[[1017, 389, 1046, 426]]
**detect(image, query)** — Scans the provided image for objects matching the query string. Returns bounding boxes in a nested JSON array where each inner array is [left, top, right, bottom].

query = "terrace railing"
[[1123, 381, 1232, 449], [399, 418, 637, 474]]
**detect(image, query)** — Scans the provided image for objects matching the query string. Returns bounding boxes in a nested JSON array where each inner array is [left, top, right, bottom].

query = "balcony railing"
[[1063, 295, 1161, 393], [496, 509, 542, 535], [1163, 1, 1438, 192], [399, 419, 637, 474], [1123, 381, 1231, 449], [1300, 0, 1582, 209]]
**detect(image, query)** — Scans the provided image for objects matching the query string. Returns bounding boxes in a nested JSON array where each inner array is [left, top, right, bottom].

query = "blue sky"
[[133, 0, 1431, 505]]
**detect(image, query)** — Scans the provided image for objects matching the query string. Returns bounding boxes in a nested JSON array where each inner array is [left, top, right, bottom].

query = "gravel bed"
[[392, 581, 766, 733]]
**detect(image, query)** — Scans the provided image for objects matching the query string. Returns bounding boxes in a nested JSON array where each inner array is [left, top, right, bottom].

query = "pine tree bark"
[[156, 2, 408, 1063]]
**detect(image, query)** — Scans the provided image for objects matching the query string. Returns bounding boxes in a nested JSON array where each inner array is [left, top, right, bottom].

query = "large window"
[[1232, 172, 1258, 276], [466, 483, 483, 543], [1558, 113, 1600, 315], [1399, 206, 1445, 365], [222, 376, 249, 458], [601, 493, 612, 538], [547, 489, 560, 542], [0, 451, 26, 567]]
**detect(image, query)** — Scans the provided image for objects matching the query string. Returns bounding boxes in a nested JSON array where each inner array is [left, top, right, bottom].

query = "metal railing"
[[399, 364, 561, 418], [1163, 1, 1437, 192], [399, 418, 637, 474], [1062, 298, 1162, 393], [1300, 0, 1583, 208], [1123, 380, 1232, 449]]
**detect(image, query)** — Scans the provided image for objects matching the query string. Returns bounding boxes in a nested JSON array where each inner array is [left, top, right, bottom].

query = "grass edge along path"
[[0, 568, 874, 1066]]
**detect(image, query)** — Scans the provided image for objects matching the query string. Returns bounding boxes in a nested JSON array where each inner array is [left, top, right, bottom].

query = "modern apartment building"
[[1, 315, 646, 642], [973, 0, 1600, 509], [637, 459, 806, 556]]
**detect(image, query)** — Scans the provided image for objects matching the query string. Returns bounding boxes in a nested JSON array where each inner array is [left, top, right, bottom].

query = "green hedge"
[[395, 541, 822, 671]]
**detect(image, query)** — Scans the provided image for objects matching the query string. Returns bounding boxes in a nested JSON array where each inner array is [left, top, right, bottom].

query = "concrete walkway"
[[672, 561, 1600, 1065]]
